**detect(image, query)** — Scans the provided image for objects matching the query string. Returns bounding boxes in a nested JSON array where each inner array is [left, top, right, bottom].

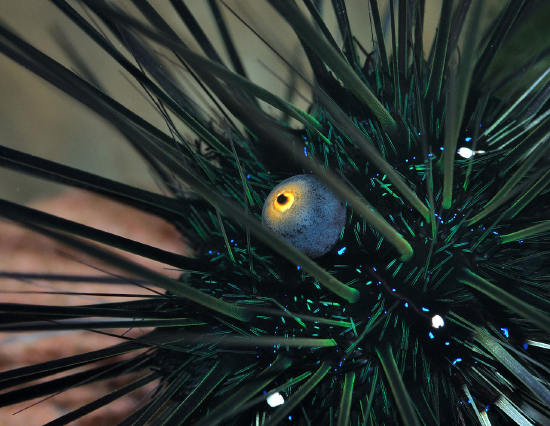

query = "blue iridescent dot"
[[465, 137, 472, 142], [304, 147, 308, 157], [501, 327, 509, 338], [445, 342, 450, 345], [429, 332, 434, 339], [524, 343, 529, 350], [404, 303, 409, 307], [453, 358, 462, 365], [422, 307, 430, 312], [337, 247, 347, 255]]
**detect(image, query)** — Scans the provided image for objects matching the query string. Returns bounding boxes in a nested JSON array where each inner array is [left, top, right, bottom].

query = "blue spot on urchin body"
[[337, 247, 347, 255]]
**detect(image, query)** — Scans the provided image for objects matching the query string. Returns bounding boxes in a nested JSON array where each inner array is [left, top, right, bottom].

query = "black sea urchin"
[[1, 0, 550, 425]]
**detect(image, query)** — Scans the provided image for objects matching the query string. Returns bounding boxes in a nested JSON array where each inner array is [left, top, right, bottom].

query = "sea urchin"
[[1, 0, 550, 425]]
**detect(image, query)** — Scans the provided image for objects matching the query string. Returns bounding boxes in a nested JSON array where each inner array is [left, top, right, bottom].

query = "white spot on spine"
[[267, 392, 284, 407], [432, 315, 444, 329]]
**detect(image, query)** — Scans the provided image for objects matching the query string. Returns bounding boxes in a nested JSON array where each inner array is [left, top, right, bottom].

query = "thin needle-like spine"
[[5, 220, 252, 322], [42, 372, 162, 426], [425, 0, 453, 103], [463, 384, 489, 426], [469, 129, 550, 225], [507, 168, 550, 219], [171, 334, 336, 348], [376, 343, 421, 426], [495, 397, 535, 426], [442, 0, 484, 209], [337, 371, 355, 426], [130, 366, 190, 425], [267, 0, 397, 133], [459, 269, 550, 334], [362, 367, 378, 426], [194, 357, 292, 426], [475, 330, 550, 407], [368, 0, 390, 75], [0, 198, 205, 272], [500, 221, 550, 244], [163, 361, 231, 425], [263, 362, 332, 426]]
